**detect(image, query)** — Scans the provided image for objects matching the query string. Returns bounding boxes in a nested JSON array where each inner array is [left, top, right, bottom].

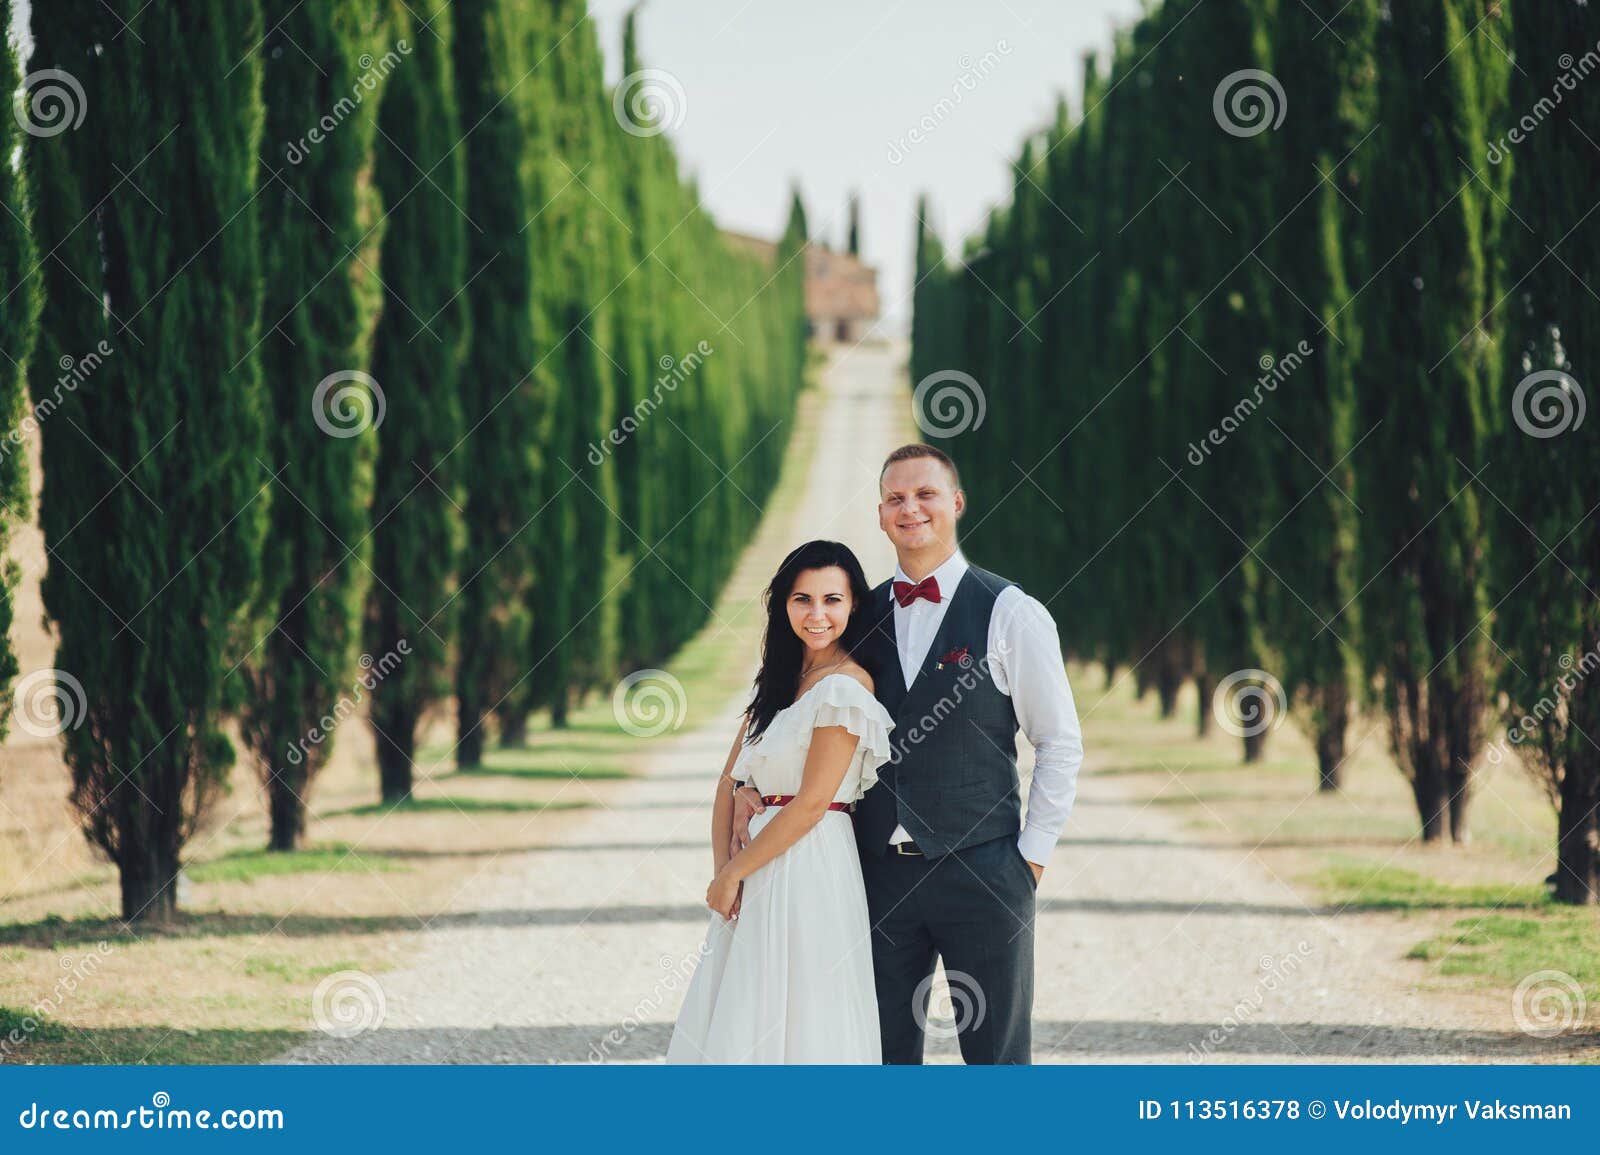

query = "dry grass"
[[1077, 672, 1559, 891]]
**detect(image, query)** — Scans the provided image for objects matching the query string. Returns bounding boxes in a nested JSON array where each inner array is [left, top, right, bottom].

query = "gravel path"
[[275, 343, 1597, 1065]]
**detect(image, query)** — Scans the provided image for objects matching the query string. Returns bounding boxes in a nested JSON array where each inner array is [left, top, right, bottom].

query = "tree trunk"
[[550, 694, 570, 730], [1195, 672, 1216, 737], [1156, 672, 1180, 719], [120, 843, 180, 924], [1412, 760, 1449, 842], [1242, 730, 1266, 763], [1314, 682, 1349, 791], [498, 709, 528, 748], [457, 695, 485, 768], [267, 766, 306, 852], [1446, 764, 1473, 844], [1103, 661, 1118, 691], [1553, 758, 1599, 905], [378, 733, 415, 803], [1134, 665, 1151, 701]]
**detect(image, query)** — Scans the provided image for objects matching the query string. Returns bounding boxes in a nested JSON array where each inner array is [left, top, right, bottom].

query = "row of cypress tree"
[[11, 0, 807, 921], [911, 0, 1600, 903]]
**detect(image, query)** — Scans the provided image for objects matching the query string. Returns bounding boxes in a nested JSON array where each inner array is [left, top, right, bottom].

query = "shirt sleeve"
[[989, 586, 1084, 866]]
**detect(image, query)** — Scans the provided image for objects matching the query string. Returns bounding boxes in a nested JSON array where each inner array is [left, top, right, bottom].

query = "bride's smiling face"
[[786, 566, 853, 652]]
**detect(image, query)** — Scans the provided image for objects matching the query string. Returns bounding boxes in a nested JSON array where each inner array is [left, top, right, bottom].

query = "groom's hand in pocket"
[[730, 786, 765, 858]]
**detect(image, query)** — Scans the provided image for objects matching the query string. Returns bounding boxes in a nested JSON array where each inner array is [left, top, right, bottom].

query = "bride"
[[667, 539, 894, 1064]]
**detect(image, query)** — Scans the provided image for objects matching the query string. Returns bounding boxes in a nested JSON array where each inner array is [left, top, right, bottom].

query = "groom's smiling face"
[[879, 456, 964, 556]]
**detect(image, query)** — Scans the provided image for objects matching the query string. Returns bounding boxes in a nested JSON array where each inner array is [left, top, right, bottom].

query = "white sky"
[[588, 0, 1142, 330]]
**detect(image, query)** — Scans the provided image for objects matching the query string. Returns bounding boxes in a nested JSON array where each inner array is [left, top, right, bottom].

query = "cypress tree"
[[27, 0, 268, 921], [1350, 0, 1508, 841], [0, 8, 38, 750], [1061, 56, 1115, 675], [778, 188, 810, 373], [610, 4, 666, 673], [365, 2, 468, 800], [1489, 1, 1600, 902], [847, 190, 861, 257], [1108, 10, 1195, 720], [909, 194, 946, 391], [1258, 0, 1380, 789], [489, 7, 804, 740], [451, 0, 543, 766], [523, 1, 621, 730], [1167, 0, 1279, 759], [240, 0, 386, 850], [994, 139, 1050, 592], [1034, 93, 1082, 651]]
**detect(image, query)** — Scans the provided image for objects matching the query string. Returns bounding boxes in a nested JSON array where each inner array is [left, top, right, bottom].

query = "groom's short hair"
[[880, 443, 961, 490]]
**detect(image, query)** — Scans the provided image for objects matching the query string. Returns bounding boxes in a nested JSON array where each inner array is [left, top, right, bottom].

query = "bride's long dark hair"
[[743, 540, 876, 744]]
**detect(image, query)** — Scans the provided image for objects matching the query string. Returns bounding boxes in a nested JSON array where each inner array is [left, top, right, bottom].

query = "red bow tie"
[[893, 575, 941, 607]]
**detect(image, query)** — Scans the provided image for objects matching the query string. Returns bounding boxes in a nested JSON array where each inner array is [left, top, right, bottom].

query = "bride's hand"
[[706, 868, 742, 919], [730, 786, 765, 858]]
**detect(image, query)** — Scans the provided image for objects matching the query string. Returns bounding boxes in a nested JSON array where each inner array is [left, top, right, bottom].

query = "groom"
[[736, 443, 1084, 1064]]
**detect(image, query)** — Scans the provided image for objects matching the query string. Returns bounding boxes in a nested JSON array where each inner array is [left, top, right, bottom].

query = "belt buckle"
[[894, 840, 923, 856]]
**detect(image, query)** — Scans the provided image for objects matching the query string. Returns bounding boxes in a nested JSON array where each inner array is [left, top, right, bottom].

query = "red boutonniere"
[[937, 646, 972, 670]]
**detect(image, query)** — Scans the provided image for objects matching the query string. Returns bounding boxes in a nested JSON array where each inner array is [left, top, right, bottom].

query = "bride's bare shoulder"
[[839, 663, 875, 695]]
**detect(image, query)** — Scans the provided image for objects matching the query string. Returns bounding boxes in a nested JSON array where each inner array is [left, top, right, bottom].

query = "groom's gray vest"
[[855, 565, 1021, 859]]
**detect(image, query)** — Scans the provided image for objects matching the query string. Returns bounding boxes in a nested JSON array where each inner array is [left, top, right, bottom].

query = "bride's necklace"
[[796, 654, 849, 697]]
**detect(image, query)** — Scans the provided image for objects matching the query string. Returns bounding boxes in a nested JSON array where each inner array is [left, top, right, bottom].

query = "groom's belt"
[[761, 794, 854, 813]]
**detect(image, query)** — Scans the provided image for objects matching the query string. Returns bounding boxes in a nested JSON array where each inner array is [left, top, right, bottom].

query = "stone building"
[[722, 229, 881, 345]]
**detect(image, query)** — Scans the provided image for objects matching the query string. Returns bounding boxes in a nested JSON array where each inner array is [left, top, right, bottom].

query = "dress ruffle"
[[733, 673, 895, 800], [808, 675, 894, 796]]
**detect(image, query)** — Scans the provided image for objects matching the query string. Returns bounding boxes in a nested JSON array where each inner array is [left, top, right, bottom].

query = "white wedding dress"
[[667, 673, 894, 1064]]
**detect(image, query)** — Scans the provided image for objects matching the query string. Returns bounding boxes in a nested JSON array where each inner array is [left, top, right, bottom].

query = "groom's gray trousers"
[[859, 833, 1036, 1064]]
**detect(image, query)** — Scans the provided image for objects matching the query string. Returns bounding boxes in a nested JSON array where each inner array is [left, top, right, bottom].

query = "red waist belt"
[[761, 794, 853, 813]]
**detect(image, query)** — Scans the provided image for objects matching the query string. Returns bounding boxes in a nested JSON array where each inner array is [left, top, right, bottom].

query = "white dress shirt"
[[887, 548, 1084, 866]]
